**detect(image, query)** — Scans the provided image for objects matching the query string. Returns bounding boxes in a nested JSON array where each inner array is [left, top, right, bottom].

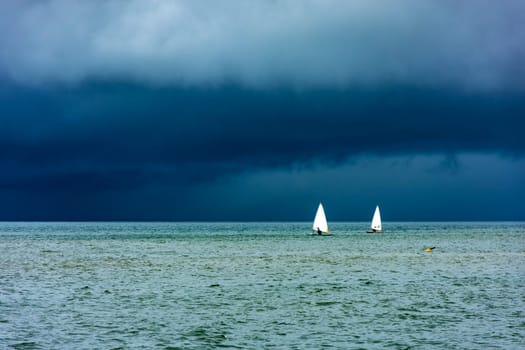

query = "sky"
[[1, 0, 524, 221]]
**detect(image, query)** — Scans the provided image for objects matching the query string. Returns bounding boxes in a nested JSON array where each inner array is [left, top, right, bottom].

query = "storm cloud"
[[1, 0, 524, 89], [1, 1, 524, 220], [1, 83, 523, 191]]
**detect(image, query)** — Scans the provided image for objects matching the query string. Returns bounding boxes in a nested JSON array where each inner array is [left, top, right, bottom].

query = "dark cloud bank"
[[1, 83, 523, 220], [0, 1, 524, 220]]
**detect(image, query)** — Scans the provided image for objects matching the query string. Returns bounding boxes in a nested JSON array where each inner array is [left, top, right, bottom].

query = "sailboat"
[[367, 205, 382, 233], [312, 202, 330, 235]]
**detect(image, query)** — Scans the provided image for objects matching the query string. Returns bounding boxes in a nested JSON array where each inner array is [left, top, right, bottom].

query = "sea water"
[[0, 222, 524, 349]]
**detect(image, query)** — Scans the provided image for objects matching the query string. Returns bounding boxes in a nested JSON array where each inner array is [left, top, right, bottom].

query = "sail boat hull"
[[311, 231, 333, 236]]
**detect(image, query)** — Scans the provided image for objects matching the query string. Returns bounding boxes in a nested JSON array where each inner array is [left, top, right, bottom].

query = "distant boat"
[[312, 202, 330, 235], [367, 205, 382, 233]]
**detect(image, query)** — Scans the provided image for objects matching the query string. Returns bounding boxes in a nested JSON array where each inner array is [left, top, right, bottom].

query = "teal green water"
[[1, 222, 524, 349]]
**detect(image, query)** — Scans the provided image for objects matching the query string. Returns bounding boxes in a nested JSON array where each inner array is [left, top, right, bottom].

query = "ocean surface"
[[1, 222, 524, 349]]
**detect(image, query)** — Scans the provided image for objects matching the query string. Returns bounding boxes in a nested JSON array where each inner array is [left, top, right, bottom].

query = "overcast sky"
[[1, 0, 524, 221]]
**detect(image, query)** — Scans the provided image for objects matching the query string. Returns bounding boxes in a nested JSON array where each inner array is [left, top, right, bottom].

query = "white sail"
[[312, 203, 329, 233], [370, 205, 382, 232]]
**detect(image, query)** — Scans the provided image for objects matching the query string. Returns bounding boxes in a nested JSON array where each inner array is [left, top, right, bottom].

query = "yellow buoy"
[[424, 247, 435, 252]]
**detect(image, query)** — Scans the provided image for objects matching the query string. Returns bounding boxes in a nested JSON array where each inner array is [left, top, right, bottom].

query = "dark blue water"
[[1, 222, 524, 349]]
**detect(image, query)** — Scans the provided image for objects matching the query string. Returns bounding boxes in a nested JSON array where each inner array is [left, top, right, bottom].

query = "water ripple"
[[0, 222, 524, 349]]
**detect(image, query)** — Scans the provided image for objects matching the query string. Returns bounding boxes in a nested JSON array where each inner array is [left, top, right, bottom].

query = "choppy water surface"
[[1, 222, 524, 349]]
